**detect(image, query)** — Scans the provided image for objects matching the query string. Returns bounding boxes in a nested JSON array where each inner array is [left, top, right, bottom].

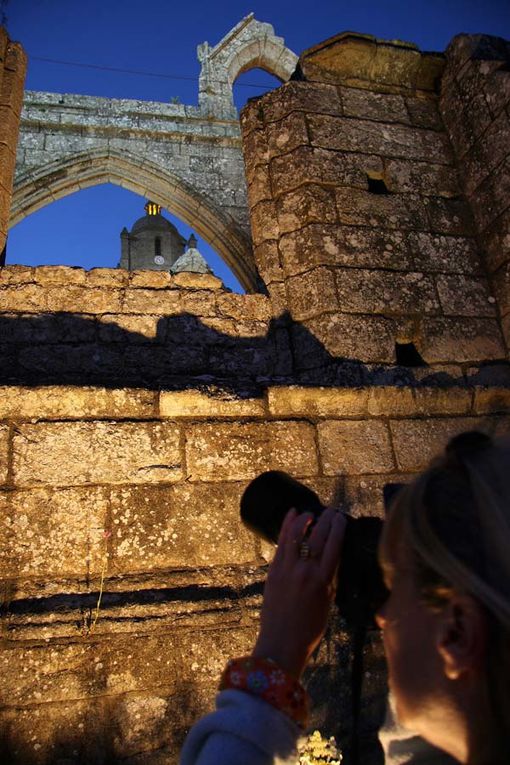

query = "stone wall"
[[241, 32, 507, 373], [440, 35, 510, 348], [0, 29, 26, 257]]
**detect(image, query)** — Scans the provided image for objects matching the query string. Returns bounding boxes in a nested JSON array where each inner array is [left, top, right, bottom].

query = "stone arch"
[[198, 14, 298, 118], [10, 149, 257, 291]]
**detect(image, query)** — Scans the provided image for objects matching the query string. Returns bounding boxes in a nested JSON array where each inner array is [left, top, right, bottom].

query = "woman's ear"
[[436, 593, 487, 680]]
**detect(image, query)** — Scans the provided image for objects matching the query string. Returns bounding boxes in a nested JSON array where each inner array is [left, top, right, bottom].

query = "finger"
[[273, 508, 297, 564], [284, 512, 314, 565], [320, 511, 347, 581], [307, 506, 336, 556]]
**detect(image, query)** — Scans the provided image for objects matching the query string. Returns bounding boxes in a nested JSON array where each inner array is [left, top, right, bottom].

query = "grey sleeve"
[[179, 689, 302, 765]]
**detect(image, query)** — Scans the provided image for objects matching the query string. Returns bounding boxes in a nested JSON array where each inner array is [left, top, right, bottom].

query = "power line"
[[30, 55, 273, 89]]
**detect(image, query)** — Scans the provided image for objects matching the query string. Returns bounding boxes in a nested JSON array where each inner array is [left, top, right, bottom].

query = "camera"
[[240, 471, 401, 630]]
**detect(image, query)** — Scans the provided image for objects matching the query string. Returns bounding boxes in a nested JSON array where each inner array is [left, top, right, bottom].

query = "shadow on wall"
[[0, 678, 206, 764], [0, 311, 496, 391]]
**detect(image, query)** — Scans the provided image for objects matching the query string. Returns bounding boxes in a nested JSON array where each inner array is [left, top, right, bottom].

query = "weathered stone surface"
[[98, 313, 161, 342], [266, 111, 309, 157], [0, 265, 34, 284], [270, 145, 383, 196], [108, 482, 257, 572], [250, 199, 279, 245], [172, 272, 223, 290], [420, 317, 505, 362], [217, 293, 271, 322], [253, 240, 284, 284], [0, 486, 108, 577], [436, 274, 496, 316], [268, 387, 369, 417], [159, 390, 265, 418], [335, 188, 429, 230], [335, 268, 439, 315], [286, 266, 338, 319], [303, 313, 396, 364], [405, 96, 443, 130], [0, 386, 156, 419], [279, 224, 412, 275], [129, 270, 174, 289], [424, 197, 474, 236], [390, 416, 490, 471], [366, 387, 415, 416], [407, 232, 481, 274], [0, 423, 8, 484], [318, 420, 395, 475], [33, 266, 87, 285], [340, 86, 409, 123], [260, 81, 342, 123], [87, 268, 129, 287], [385, 158, 459, 197], [185, 421, 318, 481], [122, 288, 182, 315], [479, 209, 510, 274], [13, 422, 182, 486], [276, 184, 338, 233], [473, 387, 510, 414], [412, 387, 473, 416]]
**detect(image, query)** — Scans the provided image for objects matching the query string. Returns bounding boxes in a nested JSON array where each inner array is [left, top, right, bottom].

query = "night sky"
[[6, 0, 510, 291]]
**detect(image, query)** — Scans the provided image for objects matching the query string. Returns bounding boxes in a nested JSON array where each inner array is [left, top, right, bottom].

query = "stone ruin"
[[0, 15, 509, 765]]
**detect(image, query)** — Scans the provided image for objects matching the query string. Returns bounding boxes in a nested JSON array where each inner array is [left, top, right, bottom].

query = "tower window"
[[155, 237, 162, 258]]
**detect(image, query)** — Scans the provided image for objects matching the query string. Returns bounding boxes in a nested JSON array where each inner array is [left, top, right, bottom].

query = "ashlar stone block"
[[335, 268, 439, 315], [276, 184, 338, 234], [390, 416, 488, 471], [13, 422, 182, 486], [435, 274, 496, 317], [318, 420, 395, 475], [185, 421, 318, 481], [0, 423, 8, 484]]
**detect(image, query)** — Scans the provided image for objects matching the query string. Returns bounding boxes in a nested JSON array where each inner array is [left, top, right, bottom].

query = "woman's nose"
[[375, 602, 387, 630]]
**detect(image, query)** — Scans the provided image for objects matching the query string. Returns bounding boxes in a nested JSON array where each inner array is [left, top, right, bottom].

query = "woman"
[[181, 431, 510, 764]]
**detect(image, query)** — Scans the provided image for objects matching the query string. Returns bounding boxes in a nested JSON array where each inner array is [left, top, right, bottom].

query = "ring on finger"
[[299, 541, 312, 560]]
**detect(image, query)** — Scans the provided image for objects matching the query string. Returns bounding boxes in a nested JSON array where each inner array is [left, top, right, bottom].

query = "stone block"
[[109, 482, 257, 572], [463, 109, 510, 195], [179, 290, 218, 317], [216, 293, 271, 322], [423, 197, 474, 236], [250, 199, 279, 246], [0, 386, 156, 419], [266, 111, 309, 157], [407, 232, 481, 274], [413, 387, 473, 416], [185, 421, 318, 481], [44, 286, 123, 314], [420, 317, 505, 363], [253, 240, 284, 284], [0, 486, 108, 578], [304, 313, 396, 364], [242, 128, 269, 176], [240, 99, 265, 134], [340, 86, 409, 123], [0, 265, 34, 284], [436, 274, 496, 317], [335, 268, 439, 315], [384, 158, 459, 197], [469, 157, 510, 234], [98, 313, 161, 342], [260, 81, 342, 123], [86, 268, 129, 287], [0, 423, 8, 484], [405, 96, 443, 130], [13, 422, 182, 486], [335, 188, 429, 231], [122, 288, 182, 315], [491, 260, 510, 317], [276, 184, 338, 234], [279, 224, 412, 275], [479, 209, 510, 274], [267, 386, 369, 417], [247, 163, 272, 207], [270, 145, 383, 196], [130, 270, 174, 288], [172, 272, 223, 290], [366, 387, 415, 416], [286, 267, 338, 319], [159, 390, 265, 418], [33, 266, 87, 285], [309, 114, 452, 164], [0, 284, 48, 312], [318, 420, 395, 475], [390, 416, 488, 471], [473, 387, 510, 415]]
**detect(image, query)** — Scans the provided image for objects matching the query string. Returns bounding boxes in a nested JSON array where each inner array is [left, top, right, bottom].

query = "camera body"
[[240, 471, 391, 630]]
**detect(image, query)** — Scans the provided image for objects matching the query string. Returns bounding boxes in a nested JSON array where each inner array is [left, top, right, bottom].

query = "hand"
[[252, 506, 346, 679]]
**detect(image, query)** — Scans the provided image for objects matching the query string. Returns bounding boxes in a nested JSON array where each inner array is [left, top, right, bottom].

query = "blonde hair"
[[380, 431, 510, 765]]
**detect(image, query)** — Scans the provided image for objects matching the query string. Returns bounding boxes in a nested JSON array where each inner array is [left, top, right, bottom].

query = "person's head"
[[377, 431, 510, 765]]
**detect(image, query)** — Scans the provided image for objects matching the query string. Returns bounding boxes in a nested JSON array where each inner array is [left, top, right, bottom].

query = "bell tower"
[[119, 201, 187, 271]]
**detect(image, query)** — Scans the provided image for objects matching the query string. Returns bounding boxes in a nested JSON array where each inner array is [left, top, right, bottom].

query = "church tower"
[[119, 201, 187, 271]]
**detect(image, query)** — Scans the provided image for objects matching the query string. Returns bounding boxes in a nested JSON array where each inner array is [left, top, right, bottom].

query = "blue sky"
[[6, 0, 510, 291]]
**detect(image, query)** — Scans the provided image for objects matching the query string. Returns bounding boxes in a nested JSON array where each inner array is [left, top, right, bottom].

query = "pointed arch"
[[10, 149, 258, 291]]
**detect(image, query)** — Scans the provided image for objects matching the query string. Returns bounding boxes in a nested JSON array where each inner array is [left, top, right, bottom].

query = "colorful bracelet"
[[219, 655, 310, 729]]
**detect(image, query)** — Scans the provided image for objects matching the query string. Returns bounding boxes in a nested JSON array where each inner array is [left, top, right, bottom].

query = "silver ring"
[[299, 541, 311, 560]]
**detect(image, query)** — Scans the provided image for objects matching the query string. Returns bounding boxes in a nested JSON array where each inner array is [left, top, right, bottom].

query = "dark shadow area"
[[0, 310, 497, 393]]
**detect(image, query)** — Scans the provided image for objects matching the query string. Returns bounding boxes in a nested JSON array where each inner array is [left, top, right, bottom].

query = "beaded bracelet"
[[219, 655, 310, 729]]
